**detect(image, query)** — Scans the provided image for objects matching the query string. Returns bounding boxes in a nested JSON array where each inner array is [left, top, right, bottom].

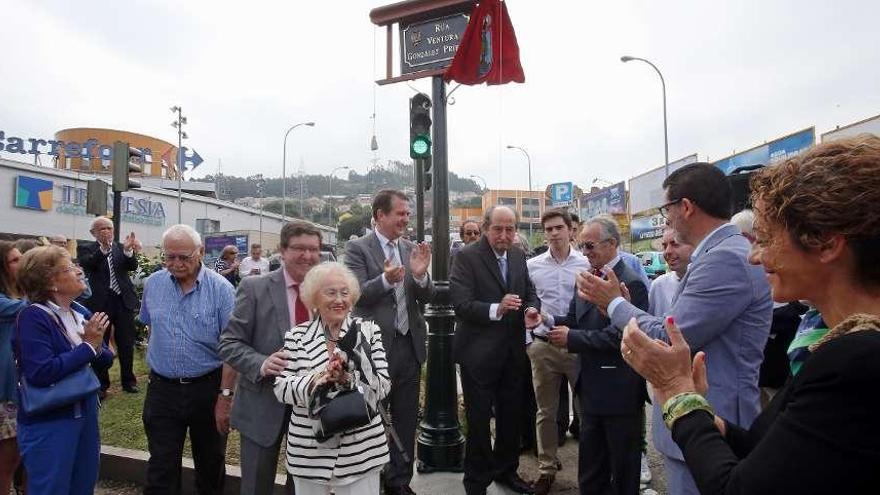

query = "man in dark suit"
[[451, 205, 540, 495], [77, 216, 141, 394], [219, 220, 322, 495], [345, 190, 434, 495], [543, 216, 649, 495]]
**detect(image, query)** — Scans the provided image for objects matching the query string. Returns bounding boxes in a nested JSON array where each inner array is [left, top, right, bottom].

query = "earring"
[[52, 287, 58, 292]]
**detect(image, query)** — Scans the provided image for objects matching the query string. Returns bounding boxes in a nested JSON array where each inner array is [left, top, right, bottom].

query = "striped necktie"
[[106, 247, 122, 295], [386, 241, 409, 335]]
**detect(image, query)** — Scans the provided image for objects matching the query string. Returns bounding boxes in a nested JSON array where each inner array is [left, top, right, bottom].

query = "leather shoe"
[[494, 474, 535, 494], [533, 474, 554, 495], [123, 384, 140, 393]]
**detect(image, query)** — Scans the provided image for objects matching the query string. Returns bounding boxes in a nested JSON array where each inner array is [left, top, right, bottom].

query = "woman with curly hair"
[[621, 134, 880, 494]]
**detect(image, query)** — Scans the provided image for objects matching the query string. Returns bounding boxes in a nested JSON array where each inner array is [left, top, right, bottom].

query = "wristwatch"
[[219, 388, 234, 398]]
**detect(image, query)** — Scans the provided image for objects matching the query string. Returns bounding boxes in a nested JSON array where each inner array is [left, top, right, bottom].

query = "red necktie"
[[593, 267, 603, 277], [291, 283, 310, 325]]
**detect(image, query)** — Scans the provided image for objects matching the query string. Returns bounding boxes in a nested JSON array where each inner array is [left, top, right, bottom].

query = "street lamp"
[[171, 106, 188, 223], [621, 55, 670, 177], [328, 166, 350, 226], [282, 121, 316, 221], [505, 145, 533, 238]]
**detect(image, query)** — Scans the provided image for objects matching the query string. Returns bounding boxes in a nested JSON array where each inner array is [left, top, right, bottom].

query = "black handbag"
[[315, 388, 372, 443]]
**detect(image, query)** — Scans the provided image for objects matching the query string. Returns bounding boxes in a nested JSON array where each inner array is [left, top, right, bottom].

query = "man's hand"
[[409, 242, 431, 278], [383, 259, 405, 284], [548, 325, 569, 348], [524, 307, 541, 329], [123, 232, 143, 254], [496, 294, 522, 318], [214, 395, 233, 435], [577, 269, 623, 310], [260, 350, 289, 377]]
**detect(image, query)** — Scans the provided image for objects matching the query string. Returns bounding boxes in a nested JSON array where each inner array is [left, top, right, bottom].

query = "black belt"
[[150, 367, 221, 385], [531, 331, 549, 342]]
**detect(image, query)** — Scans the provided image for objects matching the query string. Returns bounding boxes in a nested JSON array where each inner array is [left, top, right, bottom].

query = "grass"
[[98, 347, 248, 469]]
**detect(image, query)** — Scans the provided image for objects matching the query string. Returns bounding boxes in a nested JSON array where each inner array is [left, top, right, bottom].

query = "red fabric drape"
[[444, 0, 525, 85]]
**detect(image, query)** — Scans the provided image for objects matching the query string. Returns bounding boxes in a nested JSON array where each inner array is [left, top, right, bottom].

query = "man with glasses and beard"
[[578, 163, 771, 495], [140, 225, 237, 495], [220, 220, 323, 495]]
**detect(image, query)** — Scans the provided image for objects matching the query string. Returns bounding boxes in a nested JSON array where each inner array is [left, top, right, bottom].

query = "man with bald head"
[[451, 205, 541, 495], [77, 216, 141, 395]]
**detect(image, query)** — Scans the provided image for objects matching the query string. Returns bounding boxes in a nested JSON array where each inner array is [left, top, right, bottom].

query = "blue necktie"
[[498, 256, 508, 285]]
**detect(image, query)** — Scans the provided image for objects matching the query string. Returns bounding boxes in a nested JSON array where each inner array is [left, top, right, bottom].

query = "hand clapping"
[[409, 242, 431, 278], [83, 312, 109, 349]]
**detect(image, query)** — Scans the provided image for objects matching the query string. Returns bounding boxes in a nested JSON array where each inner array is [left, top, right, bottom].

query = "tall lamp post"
[[505, 145, 533, 238], [328, 166, 349, 226], [170, 106, 188, 223], [621, 55, 669, 178], [282, 121, 315, 221]]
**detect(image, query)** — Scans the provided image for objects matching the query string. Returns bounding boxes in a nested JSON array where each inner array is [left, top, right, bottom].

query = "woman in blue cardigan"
[[14, 246, 114, 495]]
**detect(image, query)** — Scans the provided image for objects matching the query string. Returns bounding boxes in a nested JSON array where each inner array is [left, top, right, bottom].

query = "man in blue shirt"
[[140, 224, 236, 495]]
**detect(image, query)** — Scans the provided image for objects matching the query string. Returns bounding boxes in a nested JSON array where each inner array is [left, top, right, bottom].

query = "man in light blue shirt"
[[140, 224, 236, 495]]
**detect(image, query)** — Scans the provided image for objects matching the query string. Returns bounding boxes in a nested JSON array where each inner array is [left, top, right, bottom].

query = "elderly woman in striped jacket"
[[274, 262, 391, 495]]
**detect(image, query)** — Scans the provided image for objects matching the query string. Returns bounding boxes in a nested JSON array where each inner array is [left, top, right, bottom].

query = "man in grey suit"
[[579, 163, 772, 495], [345, 189, 434, 495], [219, 220, 323, 495]]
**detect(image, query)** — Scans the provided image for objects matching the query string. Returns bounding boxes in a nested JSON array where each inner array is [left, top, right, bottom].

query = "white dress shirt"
[[239, 256, 270, 277], [648, 271, 681, 317]]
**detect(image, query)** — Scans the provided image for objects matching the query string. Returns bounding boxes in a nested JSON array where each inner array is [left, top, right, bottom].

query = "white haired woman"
[[274, 262, 390, 495]]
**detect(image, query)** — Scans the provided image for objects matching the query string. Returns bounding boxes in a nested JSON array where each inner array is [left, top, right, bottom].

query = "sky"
[[1, 0, 879, 193]]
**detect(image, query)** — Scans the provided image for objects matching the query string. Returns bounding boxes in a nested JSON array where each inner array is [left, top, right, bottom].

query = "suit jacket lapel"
[[368, 233, 388, 269], [268, 269, 292, 333]]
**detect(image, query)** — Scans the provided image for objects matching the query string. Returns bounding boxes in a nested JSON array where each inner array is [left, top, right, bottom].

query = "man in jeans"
[[525, 209, 589, 494]]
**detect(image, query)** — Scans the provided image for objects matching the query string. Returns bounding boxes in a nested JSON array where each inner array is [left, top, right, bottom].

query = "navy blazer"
[[13, 305, 114, 424], [554, 259, 649, 415]]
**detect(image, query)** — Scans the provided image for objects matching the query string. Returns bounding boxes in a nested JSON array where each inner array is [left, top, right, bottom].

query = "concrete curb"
[[100, 445, 287, 495]]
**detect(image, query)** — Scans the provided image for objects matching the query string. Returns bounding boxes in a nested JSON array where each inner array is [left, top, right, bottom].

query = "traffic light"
[[112, 141, 143, 192], [409, 93, 432, 159]]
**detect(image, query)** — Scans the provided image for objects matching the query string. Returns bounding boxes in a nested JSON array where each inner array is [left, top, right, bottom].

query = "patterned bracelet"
[[662, 392, 714, 430]]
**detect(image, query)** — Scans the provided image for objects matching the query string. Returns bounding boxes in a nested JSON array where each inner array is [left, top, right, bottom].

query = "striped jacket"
[[273, 315, 391, 485]]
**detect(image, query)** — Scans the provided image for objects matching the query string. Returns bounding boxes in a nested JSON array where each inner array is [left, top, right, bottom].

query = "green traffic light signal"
[[411, 133, 431, 158]]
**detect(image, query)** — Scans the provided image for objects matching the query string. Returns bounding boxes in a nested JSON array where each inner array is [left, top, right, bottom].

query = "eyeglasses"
[[577, 239, 610, 251], [321, 288, 351, 300], [286, 245, 320, 254], [659, 198, 684, 219], [462, 230, 480, 236], [162, 249, 199, 263]]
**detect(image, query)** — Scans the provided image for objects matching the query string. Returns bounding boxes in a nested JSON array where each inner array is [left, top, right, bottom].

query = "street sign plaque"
[[400, 13, 469, 75]]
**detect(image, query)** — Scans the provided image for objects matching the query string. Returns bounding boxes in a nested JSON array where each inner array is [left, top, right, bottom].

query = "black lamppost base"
[[416, 427, 464, 473]]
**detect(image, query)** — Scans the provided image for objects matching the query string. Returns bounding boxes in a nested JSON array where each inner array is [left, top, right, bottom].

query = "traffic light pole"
[[112, 191, 122, 243], [417, 75, 465, 472], [415, 158, 425, 242]]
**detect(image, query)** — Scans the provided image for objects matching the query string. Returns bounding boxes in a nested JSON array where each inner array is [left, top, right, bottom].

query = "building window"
[[498, 197, 516, 206]]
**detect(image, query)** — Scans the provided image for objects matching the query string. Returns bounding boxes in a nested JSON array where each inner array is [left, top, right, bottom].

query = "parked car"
[[636, 251, 667, 279]]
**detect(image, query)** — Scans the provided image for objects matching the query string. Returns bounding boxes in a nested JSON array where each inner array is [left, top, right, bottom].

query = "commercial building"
[[2, 157, 336, 257]]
